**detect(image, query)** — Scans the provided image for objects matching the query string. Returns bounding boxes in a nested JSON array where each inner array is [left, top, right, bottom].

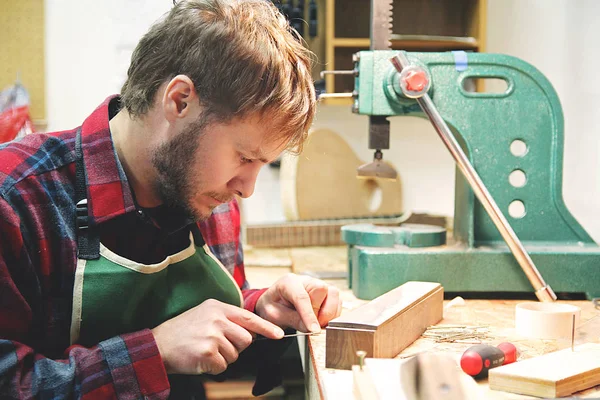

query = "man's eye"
[[241, 156, 253, 164]]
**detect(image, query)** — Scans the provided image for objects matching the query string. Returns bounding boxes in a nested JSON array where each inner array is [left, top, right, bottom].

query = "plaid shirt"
[[0, 96, 266, 399]]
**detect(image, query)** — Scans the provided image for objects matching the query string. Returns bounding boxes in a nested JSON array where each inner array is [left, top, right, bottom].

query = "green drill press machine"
[[320, 0, 600, 301]]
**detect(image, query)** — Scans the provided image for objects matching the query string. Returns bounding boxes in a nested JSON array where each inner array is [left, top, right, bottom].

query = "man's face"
[[151, 113, 286, 221]]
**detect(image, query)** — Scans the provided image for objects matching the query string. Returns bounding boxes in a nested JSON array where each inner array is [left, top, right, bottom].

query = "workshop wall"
[[485, 0, 600, 243], [43, 0, 600, 241]]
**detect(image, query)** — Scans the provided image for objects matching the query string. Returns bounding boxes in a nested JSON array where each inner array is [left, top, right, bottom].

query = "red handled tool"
[[460, 342, 517, 379]]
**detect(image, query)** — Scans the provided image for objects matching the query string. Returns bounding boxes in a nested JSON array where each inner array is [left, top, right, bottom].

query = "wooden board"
[[280, 129, 403, 221], [245, 219, 351, 247], [488, 343, 600, 398], [325, 281, 443, 370]]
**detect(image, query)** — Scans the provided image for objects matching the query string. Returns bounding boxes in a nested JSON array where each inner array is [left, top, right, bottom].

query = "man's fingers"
[[279, 276, 320, 333], [305, 280, 329, 316], [218, 336, 240, 365], [202, 353, 228, 375], [227, 307, 284, 339], [223, 322, 255, 353], [259, 302, 309, 332], [316, 286, 341, 327]]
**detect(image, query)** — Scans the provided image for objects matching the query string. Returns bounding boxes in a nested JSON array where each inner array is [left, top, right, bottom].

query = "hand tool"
[[460, 342, 517, 379], [253, 331, 319, 341]]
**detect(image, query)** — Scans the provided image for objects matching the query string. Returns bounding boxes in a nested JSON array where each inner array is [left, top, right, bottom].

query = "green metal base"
[[348, 243, 600, 300]]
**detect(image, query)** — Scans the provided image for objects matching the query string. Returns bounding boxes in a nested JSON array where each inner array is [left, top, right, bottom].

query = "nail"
[[356, 350, 367, 370], [310, 323, 321, 333], [274, 327, 284, 338]]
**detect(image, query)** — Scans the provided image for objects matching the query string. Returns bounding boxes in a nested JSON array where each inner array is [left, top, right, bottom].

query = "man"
[[0, 0, 341, 398]]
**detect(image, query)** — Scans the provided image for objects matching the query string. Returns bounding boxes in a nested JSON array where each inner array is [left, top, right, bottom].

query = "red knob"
[[403, 70, 428, 92]]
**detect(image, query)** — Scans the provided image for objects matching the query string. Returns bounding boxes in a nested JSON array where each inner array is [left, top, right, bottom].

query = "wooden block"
[[325, 281, 443, 370], [489, 343, 600, 398]]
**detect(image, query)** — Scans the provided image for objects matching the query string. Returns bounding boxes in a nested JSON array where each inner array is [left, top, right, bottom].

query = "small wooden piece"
[[489, 342, 600, 398], [411, 353, 467, 400], [325, 281, 443, 370], [352, 351, 380, 400], [352, 355, 481, 400], [280, 129, 402, 221]]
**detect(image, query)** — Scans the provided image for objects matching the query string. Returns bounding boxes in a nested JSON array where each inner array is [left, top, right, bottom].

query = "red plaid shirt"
[[0, 96, 266, 399]]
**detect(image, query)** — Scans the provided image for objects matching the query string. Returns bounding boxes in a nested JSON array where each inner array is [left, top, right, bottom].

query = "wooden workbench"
[[244, 246, 600, 399], [299, 297, 599, 399]]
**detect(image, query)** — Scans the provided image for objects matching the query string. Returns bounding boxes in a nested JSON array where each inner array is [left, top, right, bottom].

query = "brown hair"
[[120, 0, 315, 152]]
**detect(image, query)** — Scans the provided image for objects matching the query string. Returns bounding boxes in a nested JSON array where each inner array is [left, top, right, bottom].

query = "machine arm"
[[389, 52, 556, 302]]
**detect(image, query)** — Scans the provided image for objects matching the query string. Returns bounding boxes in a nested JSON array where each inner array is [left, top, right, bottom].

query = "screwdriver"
[[460, 342, 517, 379]]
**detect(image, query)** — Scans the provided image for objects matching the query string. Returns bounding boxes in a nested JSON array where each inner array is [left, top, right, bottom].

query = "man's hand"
[[255, 274, 342, 333], [151, 299, 284, 375]]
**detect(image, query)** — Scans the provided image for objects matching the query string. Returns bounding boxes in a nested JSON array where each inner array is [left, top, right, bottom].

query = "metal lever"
[[317, 92, 354, 99], [389, 52, 556, 302], [318, 70, 359, 99], [320, 70, 358, 79]]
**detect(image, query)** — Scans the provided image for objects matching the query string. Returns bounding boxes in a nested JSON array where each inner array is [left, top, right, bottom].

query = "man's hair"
[[120, 0, 316, 152]]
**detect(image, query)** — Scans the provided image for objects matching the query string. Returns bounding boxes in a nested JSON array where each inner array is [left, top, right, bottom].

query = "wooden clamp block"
[[325, 281, 443, 370]]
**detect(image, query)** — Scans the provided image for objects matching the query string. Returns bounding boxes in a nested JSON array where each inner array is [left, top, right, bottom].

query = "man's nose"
[[230, 165, 261, 198]]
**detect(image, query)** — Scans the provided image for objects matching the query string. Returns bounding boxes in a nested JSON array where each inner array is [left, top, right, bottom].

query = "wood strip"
[[325, 282, 443, 370], [489, 343, 600, 398]]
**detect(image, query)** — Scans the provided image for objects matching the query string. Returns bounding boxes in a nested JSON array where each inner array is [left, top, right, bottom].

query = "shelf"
[[332, 35, 479, 51], [322, 0, 487, 103], [320, 97, 353, 106], [331, 38, 370, 47]]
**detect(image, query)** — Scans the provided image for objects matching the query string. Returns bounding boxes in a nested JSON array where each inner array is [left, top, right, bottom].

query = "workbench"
[[244, 246, 600, 399]]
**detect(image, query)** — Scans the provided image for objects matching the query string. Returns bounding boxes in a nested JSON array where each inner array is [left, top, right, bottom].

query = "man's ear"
[[162, 75, 197, 122]]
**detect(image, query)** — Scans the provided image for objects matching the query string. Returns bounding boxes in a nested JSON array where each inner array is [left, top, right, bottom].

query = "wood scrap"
[[405, 353, 469, 400], [280, 128, 403, 221], [352, 361, 380, 400], [352, 355, 483, 400], [325, 281, 443, 370], [488, 342, 600, 398]]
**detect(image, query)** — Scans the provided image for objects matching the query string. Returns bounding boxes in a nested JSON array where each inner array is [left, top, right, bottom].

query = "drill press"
[[321, 0, 600, 301]]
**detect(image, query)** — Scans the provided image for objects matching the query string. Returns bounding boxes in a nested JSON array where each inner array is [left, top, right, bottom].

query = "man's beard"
[[151, 117, 208, 221]]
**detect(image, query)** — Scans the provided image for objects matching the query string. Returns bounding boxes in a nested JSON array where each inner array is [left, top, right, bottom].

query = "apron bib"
[[69, 130, 242, 347]]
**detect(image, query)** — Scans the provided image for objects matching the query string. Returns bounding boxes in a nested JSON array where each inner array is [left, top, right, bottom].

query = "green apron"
[[70, 130, 242, 348]]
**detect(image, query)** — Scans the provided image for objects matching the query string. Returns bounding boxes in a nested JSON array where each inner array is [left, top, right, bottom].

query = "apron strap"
[[75, 129, 101, 260], [189, 223, 206, 247]]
